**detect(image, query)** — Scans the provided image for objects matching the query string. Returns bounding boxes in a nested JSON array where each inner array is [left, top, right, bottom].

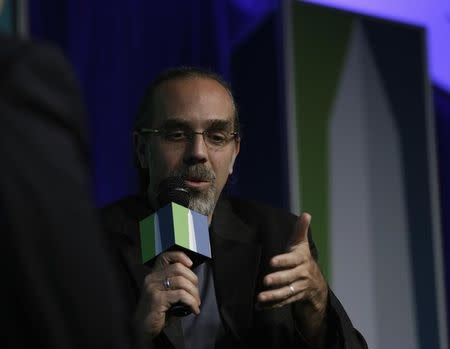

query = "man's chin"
[[188, 190, 216, 216]]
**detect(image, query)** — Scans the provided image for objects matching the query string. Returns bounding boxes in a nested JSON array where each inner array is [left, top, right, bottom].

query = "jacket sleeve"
[[302, 232, 368, 349], [318, 288, 368, 349]]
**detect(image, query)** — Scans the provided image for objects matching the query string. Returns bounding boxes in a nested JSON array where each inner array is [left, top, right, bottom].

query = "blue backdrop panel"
[[364, 19, 439, 349], [231, 13, 289, 209], [29, 0, 286, 210], [434, 86, 450, 336]]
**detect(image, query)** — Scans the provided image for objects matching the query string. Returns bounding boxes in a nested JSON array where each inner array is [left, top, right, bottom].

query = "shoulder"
[[0, 35, 88, 152], [221, 196, 319, 260], [1, 35, 68, 67], [220, 196, 298, 245], [226, 196, 297, 227], [0, 35, 76, 90]]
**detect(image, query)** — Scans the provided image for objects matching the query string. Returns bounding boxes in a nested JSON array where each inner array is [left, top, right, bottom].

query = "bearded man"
[[102, 67, 367, 349]]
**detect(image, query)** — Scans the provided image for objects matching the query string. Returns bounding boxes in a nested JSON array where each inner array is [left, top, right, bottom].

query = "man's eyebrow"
[[159, 118, 190, 129], [160, 118, 233, 129], [205, 119, 233, 129]]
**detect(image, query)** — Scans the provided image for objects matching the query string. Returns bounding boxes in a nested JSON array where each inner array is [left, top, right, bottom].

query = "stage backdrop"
[[285, 3, 446, 348]]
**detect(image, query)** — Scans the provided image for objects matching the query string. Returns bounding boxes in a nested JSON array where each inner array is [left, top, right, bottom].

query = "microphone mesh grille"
[[157, 177, 190, 208]]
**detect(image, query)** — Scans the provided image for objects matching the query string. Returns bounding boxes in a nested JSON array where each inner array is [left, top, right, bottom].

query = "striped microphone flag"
[[139, 202, 211, 265]]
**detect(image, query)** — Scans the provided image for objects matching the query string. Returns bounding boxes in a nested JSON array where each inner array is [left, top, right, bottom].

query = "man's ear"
[[229, 141, 240, 174], [133, 131, 148, 168], [229, 155, 236, 174]]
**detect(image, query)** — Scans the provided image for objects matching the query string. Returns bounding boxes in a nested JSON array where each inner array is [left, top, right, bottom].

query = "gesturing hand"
[[256, 213, 329, 344], [135, 251, 201, 341]]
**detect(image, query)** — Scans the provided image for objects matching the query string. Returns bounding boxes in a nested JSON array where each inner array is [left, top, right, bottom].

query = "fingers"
[[288, 212, 311, 247], [257, 264, 309, 307], [163, 262, 199, 286], [270, 250, 309, 269], [157, 263, 201, 306], [143, 280, 200, 314], [268, 215, 312, 270], [256, 279, 306, 309], [153, 250, 193, 271], [256, 212, 314, 310], [167, 289, 201, 315], [164, 275, 200, 301], [137, 251, 200, 338], [145, 261, 200, 300], [145, 280, 201, 315], [143, 251, 201, 316], [263, 264, 307, 288]]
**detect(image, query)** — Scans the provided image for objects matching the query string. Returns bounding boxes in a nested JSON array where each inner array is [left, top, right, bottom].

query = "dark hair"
[[134, 66, 240, 134]]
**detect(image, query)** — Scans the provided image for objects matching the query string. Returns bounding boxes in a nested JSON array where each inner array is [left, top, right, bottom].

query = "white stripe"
[[188, 210, 197, 253], [155, 213, 162, 255]]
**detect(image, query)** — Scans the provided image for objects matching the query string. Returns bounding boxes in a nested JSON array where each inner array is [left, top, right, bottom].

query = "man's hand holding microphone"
[[135, 177, 209, 340]]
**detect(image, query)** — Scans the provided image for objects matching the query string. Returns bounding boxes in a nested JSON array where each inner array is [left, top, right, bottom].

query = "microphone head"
[[157, 176, 190, 208], [141, 175, 211, 267]]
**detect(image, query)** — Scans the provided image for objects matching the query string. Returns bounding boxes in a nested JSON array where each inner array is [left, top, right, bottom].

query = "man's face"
[[136, 77, 240, 219]]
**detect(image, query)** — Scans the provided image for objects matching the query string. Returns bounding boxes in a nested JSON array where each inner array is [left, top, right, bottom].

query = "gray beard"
[[188, 185, 216, 216], [151, 164, 217, 216]]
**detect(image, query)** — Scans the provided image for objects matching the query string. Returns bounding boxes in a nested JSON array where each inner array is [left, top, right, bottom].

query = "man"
[[0, 34, 139, 349], [102, 67, 367, 348]]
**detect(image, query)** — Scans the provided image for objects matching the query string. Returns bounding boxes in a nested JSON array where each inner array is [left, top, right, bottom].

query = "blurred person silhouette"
[[0, 34, 141, 349]]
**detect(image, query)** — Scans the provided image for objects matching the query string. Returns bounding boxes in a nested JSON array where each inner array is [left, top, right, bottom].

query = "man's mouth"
[[183, 177, 211, 189]]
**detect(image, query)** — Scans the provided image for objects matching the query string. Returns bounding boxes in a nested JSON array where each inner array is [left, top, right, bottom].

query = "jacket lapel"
[[210, 198, 262, 345]]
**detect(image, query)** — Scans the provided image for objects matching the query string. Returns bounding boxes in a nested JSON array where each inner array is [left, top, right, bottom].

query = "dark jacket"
[[101, 195, 367, 349], [1, 35, 138, 349]]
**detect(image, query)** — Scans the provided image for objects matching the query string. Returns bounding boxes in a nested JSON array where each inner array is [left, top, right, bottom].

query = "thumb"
[[288, 212, 311, 248]]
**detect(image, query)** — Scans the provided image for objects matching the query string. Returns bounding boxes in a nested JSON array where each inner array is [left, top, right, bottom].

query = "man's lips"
[[183, 178, 211, 189]]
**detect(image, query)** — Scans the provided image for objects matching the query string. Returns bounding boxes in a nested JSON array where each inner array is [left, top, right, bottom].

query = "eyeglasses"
[[139, 127, 239, 150]]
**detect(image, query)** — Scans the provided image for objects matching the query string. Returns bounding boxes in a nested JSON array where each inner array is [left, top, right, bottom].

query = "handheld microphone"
[[139, 176, 211, 316], [156, 176, 190, 208]]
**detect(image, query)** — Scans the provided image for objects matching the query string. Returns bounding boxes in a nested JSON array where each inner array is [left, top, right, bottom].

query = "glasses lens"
[[204, 130, 230, 148], [153, 128, 235, 150], [162, 130, 187, 143]]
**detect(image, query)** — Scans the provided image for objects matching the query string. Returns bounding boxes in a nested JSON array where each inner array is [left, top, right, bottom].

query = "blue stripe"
[[157, 203, 175, 251], [191, 210, 210, 258]]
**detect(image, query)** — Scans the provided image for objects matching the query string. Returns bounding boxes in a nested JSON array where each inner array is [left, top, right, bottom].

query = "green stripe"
[[292, 3, 353, 280], [140, 214, 156, 263], [172, 203, 190, 249], [0, 0, 13, 33]]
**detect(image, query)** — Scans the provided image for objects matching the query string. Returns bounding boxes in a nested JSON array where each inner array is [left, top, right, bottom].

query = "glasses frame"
[[138, 127, 239, 149]]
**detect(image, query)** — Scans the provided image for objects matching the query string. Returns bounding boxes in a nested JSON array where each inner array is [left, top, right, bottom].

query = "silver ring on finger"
[[163, 277, 172, 290], [288, 284, 295, 297]]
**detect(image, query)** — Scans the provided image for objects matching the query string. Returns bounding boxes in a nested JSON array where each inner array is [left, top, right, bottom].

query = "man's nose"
[[183, 133, 208, 165]]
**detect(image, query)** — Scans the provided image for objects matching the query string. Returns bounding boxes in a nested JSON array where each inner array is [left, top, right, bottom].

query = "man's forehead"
[[151, 78, 234, 125], [154, 78, 232, 107], [157, 76, 228, 93]]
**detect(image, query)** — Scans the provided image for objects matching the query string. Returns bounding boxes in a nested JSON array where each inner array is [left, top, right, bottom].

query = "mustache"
[[172, 165, 216, 182]]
